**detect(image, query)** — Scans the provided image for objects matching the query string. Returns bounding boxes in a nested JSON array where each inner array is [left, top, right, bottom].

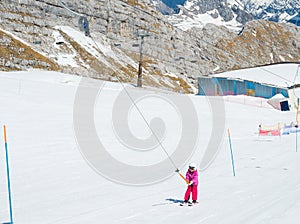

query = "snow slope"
[[1, 68, 300, 223]]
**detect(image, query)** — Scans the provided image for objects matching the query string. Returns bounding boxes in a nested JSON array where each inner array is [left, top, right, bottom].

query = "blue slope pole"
[[227, 129, 236, 177], [4, 125, 14, 224], [296, 98, 299, 153]]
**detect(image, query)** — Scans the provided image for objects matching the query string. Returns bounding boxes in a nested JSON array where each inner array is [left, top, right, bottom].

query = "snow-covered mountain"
[[242, 0, 299, 23], [152, 0, 300, 30]]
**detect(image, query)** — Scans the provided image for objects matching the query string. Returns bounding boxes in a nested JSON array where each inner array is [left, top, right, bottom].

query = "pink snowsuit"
[[184, 169, 198, 201]]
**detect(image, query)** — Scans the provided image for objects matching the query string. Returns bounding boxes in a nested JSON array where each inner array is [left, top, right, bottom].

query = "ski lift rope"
[[89, 33, 180, 171], [56, 0, 300, 173], [58, 1, 180, 171]]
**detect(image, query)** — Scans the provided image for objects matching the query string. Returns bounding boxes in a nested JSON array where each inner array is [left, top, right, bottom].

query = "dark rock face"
[[233, 5, 254, 25]]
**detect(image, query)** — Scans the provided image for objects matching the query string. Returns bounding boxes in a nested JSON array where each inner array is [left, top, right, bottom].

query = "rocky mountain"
[[0, 0, 299, 94], [153, 0, 300, 30]]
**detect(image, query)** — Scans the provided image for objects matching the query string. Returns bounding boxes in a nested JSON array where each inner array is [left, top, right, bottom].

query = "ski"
[[180, 201, 199, 206], [179, 201, 192, 206]]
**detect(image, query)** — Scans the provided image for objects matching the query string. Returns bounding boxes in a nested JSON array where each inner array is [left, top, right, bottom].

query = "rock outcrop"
[[0, 0, 299, 93]]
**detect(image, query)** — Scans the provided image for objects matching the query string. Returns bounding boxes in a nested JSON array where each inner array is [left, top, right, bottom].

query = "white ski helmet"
[[189, 162, 197, 170]]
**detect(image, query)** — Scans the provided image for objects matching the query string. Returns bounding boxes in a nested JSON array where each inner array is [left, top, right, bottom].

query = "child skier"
[[182, 162, 198, 206]]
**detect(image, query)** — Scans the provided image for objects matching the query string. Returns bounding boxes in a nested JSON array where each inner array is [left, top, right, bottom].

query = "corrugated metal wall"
[[198, 77, 288, 98]]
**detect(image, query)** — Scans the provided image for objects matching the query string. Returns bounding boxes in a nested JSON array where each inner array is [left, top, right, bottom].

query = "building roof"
[[211, 63, 300, 88]]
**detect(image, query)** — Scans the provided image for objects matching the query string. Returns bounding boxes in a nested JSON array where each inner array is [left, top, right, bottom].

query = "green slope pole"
[[227, 129, 236, 177], [4, 125, 14, 224]]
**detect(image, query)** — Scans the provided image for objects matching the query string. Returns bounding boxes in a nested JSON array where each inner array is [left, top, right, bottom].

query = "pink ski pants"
[[184, 185, 198, 201]]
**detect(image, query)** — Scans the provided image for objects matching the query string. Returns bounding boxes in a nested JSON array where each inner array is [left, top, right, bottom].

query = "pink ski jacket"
[[186, 170, 198, 186]]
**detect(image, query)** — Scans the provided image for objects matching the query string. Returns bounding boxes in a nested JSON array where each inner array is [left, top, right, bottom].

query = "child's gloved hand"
[[188, 181, 193, 185]]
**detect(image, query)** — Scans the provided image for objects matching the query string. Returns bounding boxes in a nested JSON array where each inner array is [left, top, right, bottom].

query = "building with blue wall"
[[198, 76, 289, 99]]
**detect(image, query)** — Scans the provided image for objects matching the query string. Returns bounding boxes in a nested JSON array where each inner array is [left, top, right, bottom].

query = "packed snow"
[[1, 67, 300, 224]]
